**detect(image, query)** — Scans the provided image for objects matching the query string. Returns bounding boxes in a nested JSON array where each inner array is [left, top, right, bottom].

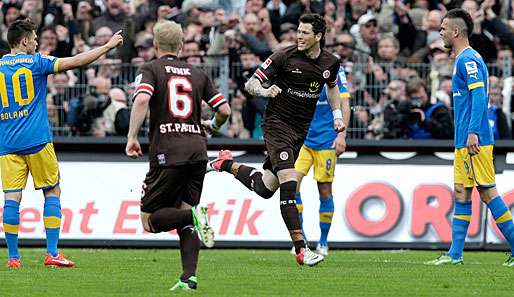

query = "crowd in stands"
[[1, 0, 514, 140]]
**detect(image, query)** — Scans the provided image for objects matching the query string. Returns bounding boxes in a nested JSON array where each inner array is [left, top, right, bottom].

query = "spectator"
[[181, 39, 202, 65], [488, 76, 511, 139], [368, 0, 395, 34], [93, 26, 114, 48], [381, 79, 409, 139], [239, 13, 273, 59], [405, 78, 453, 139], [227, 90, 251, 139], [38, 26, 58, 55], [0, 39, 9, 57], [76, 1, 95, 41], [277, 22, 296, 48], [1, 3, 21, 41], [461, 0, 497, 62], [245, 0, 264, 15], [73, 76, 112, 135], [47, 72, 75, 128], [92, 0, 128, 32], [131, 37, 156, 66], [352, 13, 379, 59], [94, 88, 129, 137], [345, 0, 368, 29]]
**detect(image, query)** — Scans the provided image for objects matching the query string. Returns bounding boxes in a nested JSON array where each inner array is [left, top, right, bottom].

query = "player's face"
[[297, 23, 319, 52], [25, 31, 38, 54], [439, 18, 453, 49]]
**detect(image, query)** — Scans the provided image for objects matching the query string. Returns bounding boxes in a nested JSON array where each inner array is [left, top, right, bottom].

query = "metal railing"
[[46, 55, 512, 139]]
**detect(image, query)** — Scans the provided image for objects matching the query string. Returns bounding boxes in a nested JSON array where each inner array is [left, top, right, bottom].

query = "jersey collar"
[[455, 46, 472, 59]]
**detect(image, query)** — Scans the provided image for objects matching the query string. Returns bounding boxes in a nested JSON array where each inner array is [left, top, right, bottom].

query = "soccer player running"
[[207, 14, 347, 266], [294, 66, 350, 256], [426, 8, 514, 266], [0, 19, 123, 268], [125, 21, 231, 291]]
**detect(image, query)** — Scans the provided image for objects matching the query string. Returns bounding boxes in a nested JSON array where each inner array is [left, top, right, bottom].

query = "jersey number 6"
[[0, 68, 35, 108], [168, 76, 193, 119]]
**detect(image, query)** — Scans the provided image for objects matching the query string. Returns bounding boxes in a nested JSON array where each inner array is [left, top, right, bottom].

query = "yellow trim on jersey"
[[496, 211, 513, 224], [296, 204, 304, 213], [468, 82, 484, 90], [54, 58, 60, 73], [43, 216, 62, 228], [454, 215, 471, 222], [3, 223, 19, 234], [340, 92, 350, 99]]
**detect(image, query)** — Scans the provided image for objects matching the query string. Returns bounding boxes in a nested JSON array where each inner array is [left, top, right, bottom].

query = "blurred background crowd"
[[0, 0, 513, 140]]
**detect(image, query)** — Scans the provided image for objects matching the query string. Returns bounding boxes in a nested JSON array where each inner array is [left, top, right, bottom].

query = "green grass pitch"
[[0, 249, 512, 296]]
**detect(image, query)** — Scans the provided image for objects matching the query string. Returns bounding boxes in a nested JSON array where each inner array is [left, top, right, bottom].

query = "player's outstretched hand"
[[106, 30, 124, 49], [126, 138, 143, 159], [333, 118, 346, 133], [265, 85, 282, 98]]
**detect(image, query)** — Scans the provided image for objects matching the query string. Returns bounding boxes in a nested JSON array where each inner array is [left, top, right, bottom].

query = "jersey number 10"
[[0, 68, 35, 109]]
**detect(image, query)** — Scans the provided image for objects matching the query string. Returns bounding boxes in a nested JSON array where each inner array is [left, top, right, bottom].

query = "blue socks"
[[43, 196, 62, 257], [3, 200, 20, 260], [488, 196, 514, 255], [319, 196, 334, 245], [448, 201, 472, 260]]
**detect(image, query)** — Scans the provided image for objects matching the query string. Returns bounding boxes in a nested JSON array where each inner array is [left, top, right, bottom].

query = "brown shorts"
[[140, 161, 206, 213], [262, 121, 306, 173]]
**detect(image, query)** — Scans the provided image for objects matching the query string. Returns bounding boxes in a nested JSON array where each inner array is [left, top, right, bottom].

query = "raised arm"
[[56, 30, 124, 72]]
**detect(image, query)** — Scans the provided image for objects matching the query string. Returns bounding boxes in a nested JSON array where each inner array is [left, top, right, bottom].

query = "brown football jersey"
[[133, 55, 226, 167], [254, 45, 340, 134]]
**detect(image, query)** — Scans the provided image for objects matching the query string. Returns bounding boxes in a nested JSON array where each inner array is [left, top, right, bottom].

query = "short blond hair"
[[153, 20, 183, 53]]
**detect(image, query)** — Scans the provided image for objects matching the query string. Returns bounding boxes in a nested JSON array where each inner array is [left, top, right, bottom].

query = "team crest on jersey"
[[323, 70, 330, 79], [279, 151, 289, 161], [309, 81, 320, 93], [464, 61, 478, 74], [261, 58, 272, 70]]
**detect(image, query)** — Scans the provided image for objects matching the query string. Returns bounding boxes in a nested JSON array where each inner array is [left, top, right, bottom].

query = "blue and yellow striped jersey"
[[304, 66, 350, 150], [0, 52, 59, 155], [452, 47, 494, 148]]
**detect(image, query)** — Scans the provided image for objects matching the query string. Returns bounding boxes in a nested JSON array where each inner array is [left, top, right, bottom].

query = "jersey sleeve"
[[460, 55, 487, 134], [133, 63, 155, 98], [253, 50, 286, 83], [36, 53, 60, 75], [337, 66, 350, 99], [461, 57, 485, 91], [203, 73, 227, 109], [325, 59, 340, 88]]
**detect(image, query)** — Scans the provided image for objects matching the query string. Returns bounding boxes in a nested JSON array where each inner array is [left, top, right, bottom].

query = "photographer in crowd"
[[404, 78, 453, 139]]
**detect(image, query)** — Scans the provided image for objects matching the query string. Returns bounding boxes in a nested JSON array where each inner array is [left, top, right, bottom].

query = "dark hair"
[[0, 39, 10, 58], [299, 13, 327, 48], [7, 19, 36, 48], [443, 8, 473, 38], [406, 77, 427, 96]]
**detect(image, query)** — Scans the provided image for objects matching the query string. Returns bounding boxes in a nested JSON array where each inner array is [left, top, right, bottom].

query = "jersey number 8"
[[0, 68, 35, 108], [168, 76, 193, 119]]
